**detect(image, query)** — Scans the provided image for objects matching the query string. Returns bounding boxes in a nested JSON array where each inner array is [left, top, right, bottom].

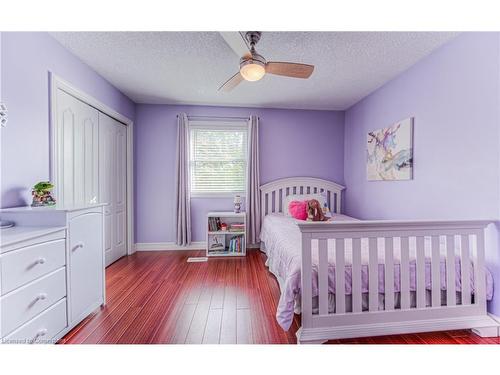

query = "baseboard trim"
[[247, 243, 261, 249], [488, 313, 500, 324], [135, 241, 206, 251], [135, 241, 262, 251]]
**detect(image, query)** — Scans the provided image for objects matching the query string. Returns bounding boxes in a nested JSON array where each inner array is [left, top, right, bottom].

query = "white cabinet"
[[0, 204, 105, 344], [68, 210, 103, 322]]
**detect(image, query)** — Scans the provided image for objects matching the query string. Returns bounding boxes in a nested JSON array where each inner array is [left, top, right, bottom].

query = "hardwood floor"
[[59, 250, 500, 344]]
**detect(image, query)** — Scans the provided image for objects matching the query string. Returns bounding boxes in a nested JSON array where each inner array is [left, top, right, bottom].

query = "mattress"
[[260, 213, 494, 331]]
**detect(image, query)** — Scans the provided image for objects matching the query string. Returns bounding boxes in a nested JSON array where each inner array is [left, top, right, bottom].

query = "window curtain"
[[246, 115, 261, 244], [175, 113, 191, 246]]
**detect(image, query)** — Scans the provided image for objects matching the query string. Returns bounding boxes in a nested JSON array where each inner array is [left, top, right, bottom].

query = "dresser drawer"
[[1, 268, 67, 336], [2, 298, 67, 344], [1, 239, 66, 295]]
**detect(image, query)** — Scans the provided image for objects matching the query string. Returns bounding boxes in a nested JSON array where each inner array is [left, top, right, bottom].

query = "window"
[[189, 120, 248, 196]]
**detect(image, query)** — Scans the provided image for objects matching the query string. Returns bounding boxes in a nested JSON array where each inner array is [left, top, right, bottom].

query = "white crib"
[[259, 177, 500, 344]]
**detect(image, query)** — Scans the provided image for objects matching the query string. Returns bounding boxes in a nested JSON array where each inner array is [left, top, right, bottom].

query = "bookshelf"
[[206, 211, 246, 257]]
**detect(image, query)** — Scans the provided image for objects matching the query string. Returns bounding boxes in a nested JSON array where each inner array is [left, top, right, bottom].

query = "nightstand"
[[206, 212, 246, 257]]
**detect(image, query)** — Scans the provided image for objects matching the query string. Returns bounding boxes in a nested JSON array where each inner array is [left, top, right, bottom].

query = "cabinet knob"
[[36, 293, 47, 301], [36, 257, 46, 265]]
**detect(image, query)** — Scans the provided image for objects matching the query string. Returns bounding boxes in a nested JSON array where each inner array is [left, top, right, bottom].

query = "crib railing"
[[297, 219, 492, 341]]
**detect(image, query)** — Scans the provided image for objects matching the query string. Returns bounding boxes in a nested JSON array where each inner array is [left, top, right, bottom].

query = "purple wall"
[[343, 33, 500, 314], [134, 104, 345, 243], [0, 32, 2, 102], [0, 32, 135, 208]]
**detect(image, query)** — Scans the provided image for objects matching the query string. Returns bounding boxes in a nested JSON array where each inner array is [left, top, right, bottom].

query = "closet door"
[[99, 113, 127, 266], [55, 90, 99, 207]]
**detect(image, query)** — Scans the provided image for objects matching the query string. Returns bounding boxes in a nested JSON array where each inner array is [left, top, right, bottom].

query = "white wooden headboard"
[[259, 177, 345, 220]]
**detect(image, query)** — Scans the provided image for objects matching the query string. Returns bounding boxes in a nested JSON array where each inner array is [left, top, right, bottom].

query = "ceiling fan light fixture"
[[240, 63, 265, 81], [239, 54, 266, 81], [218, 31, 315, 92]]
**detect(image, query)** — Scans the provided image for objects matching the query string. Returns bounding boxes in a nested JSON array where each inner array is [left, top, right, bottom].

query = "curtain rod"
[[176, 114, 253, 121]]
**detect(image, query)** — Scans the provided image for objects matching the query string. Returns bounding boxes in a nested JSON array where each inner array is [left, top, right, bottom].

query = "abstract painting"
[[366, 117, 413, 181]]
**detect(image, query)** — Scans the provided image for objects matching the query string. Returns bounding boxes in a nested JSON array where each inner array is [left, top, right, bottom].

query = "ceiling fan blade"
[[219, 32, 251, 58], [266, 62, 314, 79], [218, 72, 244, 92]]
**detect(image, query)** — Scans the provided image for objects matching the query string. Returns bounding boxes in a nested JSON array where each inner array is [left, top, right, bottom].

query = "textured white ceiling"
[[50, 32, 458, 110]]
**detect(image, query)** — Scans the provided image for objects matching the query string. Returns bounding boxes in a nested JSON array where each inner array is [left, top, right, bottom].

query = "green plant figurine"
[[31, 181, 56, 207]]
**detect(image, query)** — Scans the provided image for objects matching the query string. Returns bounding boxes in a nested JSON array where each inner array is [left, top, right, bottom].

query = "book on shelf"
[[227, 234, 244, 253], [208, 217, 222, 232], [229, 222, 245, 232]]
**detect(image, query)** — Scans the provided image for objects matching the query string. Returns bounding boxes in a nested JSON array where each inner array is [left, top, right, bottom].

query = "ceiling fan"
[[218, 31, 315, 92]]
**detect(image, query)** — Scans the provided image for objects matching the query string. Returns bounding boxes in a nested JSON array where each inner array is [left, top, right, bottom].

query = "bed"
[[259, 177, 499, 343]]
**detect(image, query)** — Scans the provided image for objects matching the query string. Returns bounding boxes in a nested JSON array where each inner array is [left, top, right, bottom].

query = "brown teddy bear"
[[307, 199, 328, 221]]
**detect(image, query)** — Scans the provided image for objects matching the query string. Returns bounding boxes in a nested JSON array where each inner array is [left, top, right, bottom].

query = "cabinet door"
[[68, 212, 103, 323]]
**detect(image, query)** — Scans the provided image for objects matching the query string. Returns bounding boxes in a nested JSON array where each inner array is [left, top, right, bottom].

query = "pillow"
[[288, 200, 308, 220], [284, 193, 327, 216]]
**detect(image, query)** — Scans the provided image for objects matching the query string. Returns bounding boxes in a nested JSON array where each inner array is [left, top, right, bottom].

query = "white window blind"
[[189, 121, 248, 195]]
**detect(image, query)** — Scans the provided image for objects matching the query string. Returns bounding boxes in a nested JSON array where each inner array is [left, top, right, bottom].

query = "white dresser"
[[0, 205, 105, 344]]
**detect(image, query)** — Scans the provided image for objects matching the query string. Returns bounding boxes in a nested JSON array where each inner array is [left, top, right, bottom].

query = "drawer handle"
[[28, 293, 48, 308], [72, 242, 84, 252], [27, 258, 47, 270], [36, 257, 46, 265], [31, 328, 48, 343]]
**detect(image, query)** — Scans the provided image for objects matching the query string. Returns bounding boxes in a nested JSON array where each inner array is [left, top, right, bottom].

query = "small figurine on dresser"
[[31, 181, 56, 207]]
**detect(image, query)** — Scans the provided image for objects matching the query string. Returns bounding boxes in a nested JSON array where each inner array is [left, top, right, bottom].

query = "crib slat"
[[318, 239, 329, 315], [352, 238, 362, 313], [416, 236, 426, 309], [474, 231, 486, 307], [446, 235, 456, 306], [384, 237, 394, 311], [335, 239, 346, 314], [461, 234, 471, 305], [301, 234, 313, 327], [431, 235, 441, 308], [278, 189, 282, 212], [368, 237, 378, 312], [261, 192, 266, 217], [400, 237, 410, 310]]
